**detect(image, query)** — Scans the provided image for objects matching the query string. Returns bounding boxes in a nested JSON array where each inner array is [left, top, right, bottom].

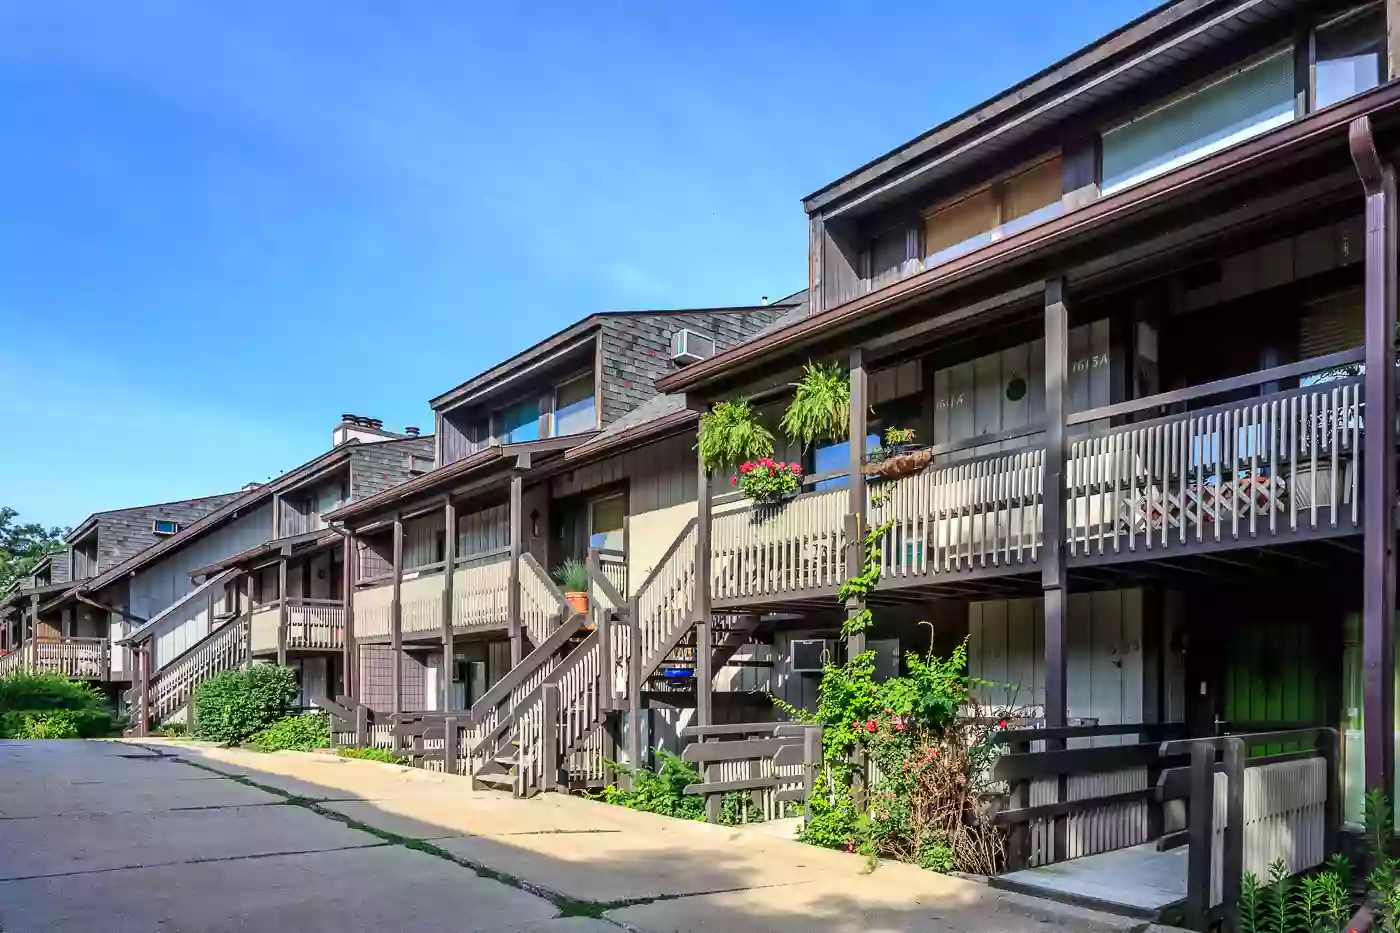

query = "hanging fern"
[[781, 361, 850, 450], [698, 399, 775, 473]]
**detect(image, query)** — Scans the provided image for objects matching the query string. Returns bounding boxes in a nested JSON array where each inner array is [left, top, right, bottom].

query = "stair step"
[[475, 771, 516, 789], [494, 755, 520, 769]]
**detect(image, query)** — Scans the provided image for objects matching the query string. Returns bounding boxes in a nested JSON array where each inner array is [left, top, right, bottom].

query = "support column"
[[391, 515, 404, 718], [508, 474, 524, 667], [441, 498, 456, 711], [243, 572, 255, 669], [1352, 116, 1398, 795], [276, 558, 288, 667], [27, 595, 39, 668], [845, 347, 869, 658], [695, 453, 713, 728], [343, 533, 356, 699], [1043, 279, 1070, 730], [137, 642, 150, 737]]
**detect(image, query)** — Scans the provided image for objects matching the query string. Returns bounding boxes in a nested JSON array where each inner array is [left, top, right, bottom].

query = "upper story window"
[[1315, 4, 1384, 109], [553, 374, 596, 436], [152, 519, 181, 536], [923, 155, 1063, 268], [495, 398, 541, 444], [1101, 50, 1295, 196]]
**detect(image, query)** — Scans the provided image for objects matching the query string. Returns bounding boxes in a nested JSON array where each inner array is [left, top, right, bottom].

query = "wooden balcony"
[[0, 637, 112, 681], [250, 599, 346, 655], [352, 550, 563, 645], [708, 361, 1367, 610]]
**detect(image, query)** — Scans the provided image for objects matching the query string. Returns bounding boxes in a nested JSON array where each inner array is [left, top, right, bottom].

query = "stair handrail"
[[519, 552, 572, 643], [588, 549, 628, 707], [464, 611, 586, 725], [630, 519, 700, 684], [148, 613, 250, 720], [148, 610, 245, 676], [516, 628, 604, 796]]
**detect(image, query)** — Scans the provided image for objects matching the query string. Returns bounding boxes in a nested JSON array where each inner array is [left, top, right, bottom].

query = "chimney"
[[333, 413, 400, 447], [404, 426, 421, 436], [760, 295, 769, 305]]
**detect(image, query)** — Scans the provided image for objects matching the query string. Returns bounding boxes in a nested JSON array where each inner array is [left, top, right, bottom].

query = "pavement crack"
[[0, 843, 389, 883]]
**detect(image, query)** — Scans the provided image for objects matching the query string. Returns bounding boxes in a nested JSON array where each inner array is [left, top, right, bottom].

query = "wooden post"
[[276, 558, 288, 667], [391, 515, 404, 718], [343, 534, 356, 699], [695, 453, 713, 729], [1184, 740, 1215, 931], [355, 703, 369, 747], [846, 348, 869, 658], [205, 587, 216, 640], [27, 596, 39, 671], [443, 714, 459, 776], [508, 474, 524, 667], [1043, 279, 1071, 865], [541, 684, 559, 792], [1222, 737, 1245, 926], [1352, 116, 1398, 797], [442, 499, 456, 711], [627, 588, 643, 789], [137, 642, 151, 738], [243, 572, 255, 669], [1322, 728, 1341, 858]]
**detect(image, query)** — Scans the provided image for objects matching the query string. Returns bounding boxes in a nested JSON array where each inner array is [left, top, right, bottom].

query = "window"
[[588, 494, 626, 551], [553, 375, 596, 436], [1101, 50, 1295, 195], [812, 433, 880, 491], [1315, 4, 1384, 110], [923, 156, 1063, 269], [494, 398, 540, 444], [152, 519, 181, 536], [405, 454, 434, 476]]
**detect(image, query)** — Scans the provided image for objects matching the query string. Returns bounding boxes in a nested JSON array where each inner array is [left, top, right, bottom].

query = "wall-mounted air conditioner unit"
[[670, 329, 716, 366], [790, 638, 834, 674]]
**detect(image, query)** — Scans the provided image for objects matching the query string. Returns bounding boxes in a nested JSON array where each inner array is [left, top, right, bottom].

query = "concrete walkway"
[[0, 739, 1149, 933]]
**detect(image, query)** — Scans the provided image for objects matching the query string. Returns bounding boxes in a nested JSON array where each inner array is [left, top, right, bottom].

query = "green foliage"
[[159, 720, 187, 737], [249, 711, 329, 752], [338, 746, 408, 765], [884, 427, 916, 446], [799, 766, 864, 851], [837, 520, 893, 637], [718, 790, 765, 826], [0, 671, 112, 738], [698, 400, 774, 473], [0, 506, 69, 593], [551, 558, 589, 593], [1240, 860, 1352, 933], [595, 749, 704, 820], [915, 838, 955, 873], [781, 361, 851, 450], [193, 665, 299, 744]]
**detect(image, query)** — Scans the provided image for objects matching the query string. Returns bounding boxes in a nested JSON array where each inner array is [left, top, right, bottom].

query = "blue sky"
[[0, 0, 1152, 528]]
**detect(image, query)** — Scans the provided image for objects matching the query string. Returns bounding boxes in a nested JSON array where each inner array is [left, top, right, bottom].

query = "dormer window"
[[922, 155, 1063, 269], [553, 374, 596, 436], [1314, 4, 1384, 110], [152, 519, 181, 536]]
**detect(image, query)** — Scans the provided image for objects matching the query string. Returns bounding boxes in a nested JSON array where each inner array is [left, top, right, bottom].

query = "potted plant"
[[781, 361, 850, 449], [733, 458, 803, 505], [863, 427, 932, 480], [699, 399, 775, 473], [552, 558, 590, 616]]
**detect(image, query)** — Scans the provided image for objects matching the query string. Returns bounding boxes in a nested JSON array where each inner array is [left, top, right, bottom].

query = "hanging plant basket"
[[734, 458, 802, 508], [864, 445, 932, 479]]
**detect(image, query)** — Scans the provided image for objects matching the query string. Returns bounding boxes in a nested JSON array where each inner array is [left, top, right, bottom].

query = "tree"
[[0, 508, 69, 593]]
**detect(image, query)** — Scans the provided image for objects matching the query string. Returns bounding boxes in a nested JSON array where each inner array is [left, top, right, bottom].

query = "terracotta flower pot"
[[564, 591, 590, 616]]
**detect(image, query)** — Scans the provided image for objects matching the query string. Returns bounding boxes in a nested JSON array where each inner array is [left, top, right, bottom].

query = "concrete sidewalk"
[[123, 739, 1146, 933]]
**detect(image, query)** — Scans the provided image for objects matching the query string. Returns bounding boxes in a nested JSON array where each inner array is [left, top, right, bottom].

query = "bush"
[[338, 746, 408, 765], [250, 711, 329, 752], [193, 665, 299, 744], [159, 720, 187, 737], [596, 749, 705, 820], [0, 671, 112, 738]]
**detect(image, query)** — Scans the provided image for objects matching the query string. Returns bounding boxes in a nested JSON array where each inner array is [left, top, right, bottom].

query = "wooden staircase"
[[126, 613, 250, 734]]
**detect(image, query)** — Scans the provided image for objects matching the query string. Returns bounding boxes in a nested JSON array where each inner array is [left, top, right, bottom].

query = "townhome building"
[[0, 492, 242, 695], [35, 418, 433, 734], [325, 0, 1400, 924], [322, 299, 790, 785]]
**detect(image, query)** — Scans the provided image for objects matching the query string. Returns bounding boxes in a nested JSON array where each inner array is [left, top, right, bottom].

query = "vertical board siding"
[[404, 511, 445, 569], [550, 433, 696, 512], [458, 504, 509, 556]]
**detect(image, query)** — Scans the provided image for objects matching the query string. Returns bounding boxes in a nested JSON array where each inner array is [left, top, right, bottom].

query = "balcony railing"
[[0, 637, 111, 680]]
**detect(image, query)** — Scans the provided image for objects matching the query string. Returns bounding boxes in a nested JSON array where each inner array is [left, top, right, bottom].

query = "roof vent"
[[242, 482, 262, 491], [670, 329, 716, 367], [404, 426, 421, 436]]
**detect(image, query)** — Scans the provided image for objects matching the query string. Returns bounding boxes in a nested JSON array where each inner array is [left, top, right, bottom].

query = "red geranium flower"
[[865, 719, 877, 733]]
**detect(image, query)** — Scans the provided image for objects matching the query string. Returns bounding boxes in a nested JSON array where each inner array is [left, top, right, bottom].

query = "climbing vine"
[[837, 519, 893, 637]]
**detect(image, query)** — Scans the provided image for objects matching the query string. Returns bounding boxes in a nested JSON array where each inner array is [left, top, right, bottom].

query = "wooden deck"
[[993, 843, 1186, 921]]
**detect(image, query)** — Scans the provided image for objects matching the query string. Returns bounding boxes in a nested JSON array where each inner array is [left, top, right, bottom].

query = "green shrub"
[[193, 665, 299, 744], [159, 720, 187, 737], [595, 749, 704, 820], [0, 671, 113, 738], [338, 746, 408, 765], [250, 711, 329, 752]]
